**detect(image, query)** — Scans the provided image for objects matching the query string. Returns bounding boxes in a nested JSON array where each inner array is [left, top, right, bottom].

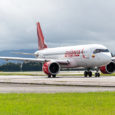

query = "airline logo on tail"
[[37, 22, 47, 50]]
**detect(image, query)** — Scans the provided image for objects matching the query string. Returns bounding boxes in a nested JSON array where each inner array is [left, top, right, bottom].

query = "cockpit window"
[[93, 49, 109, 54]]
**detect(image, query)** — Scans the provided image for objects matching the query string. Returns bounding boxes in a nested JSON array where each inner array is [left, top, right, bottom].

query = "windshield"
[[93, 49, 109, 54]]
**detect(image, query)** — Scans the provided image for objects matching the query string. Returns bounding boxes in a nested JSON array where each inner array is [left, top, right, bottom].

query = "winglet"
[[37, 22, 47, 50]]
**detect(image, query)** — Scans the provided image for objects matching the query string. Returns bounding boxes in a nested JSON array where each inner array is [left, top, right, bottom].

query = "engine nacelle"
[[42, 62, 60, 75], [100, 62, 115, 74]]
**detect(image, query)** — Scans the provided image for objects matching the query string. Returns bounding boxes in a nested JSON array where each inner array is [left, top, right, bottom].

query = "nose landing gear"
[[95, 69, 100, 77], [95, 72, 100, 77]]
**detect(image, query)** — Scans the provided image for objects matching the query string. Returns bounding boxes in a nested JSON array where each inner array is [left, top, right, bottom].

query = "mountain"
[[0, 49, 37, 65]]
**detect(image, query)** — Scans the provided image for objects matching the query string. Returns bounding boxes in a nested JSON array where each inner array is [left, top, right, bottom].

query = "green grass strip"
[[0, 92, 114, 115]]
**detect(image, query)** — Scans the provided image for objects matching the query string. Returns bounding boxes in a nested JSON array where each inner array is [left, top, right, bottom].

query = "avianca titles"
[[0, 22, 115, 78]]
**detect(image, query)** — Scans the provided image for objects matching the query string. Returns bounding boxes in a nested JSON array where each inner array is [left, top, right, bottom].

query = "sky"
[[0, 0, 115, 52]]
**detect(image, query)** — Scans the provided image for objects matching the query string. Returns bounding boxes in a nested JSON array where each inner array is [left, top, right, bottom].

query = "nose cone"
[[103, 52, 111, 64]]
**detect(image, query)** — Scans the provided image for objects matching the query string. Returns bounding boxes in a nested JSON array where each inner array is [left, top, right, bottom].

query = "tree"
[[0, 62, 42, 72]]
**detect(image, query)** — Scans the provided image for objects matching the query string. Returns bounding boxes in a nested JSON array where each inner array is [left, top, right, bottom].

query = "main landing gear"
[[84, 71, 92, 77], [84, 70, 100, 77], [48, 74, 56, 78]]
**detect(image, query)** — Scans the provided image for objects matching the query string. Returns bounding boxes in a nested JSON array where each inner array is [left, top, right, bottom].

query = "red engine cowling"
[[100, 62, 115, 74], [42, 62, 60, 75]]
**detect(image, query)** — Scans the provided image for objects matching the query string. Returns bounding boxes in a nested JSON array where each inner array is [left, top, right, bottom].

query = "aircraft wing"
[[0, 57, 69, 64]]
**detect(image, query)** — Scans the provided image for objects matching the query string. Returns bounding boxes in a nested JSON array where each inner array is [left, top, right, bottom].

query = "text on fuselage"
[[65, 50, 80, 57], [65, 49, 86, 58]]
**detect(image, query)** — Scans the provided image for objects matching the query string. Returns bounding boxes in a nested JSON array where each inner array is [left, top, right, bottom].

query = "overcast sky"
[[0, 0, 115, 52]]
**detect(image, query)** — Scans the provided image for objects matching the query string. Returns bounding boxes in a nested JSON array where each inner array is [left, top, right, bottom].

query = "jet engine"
[[100, 62, 115, 74], [42, 62, 60, 75]]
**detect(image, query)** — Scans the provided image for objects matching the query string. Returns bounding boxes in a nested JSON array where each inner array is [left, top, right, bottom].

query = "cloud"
[[0, 0, 115, 52]]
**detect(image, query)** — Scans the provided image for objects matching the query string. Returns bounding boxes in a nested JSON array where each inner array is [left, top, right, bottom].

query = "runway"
[[0, 75, 115, 86], [0, 75, 115, 93], [0, 83, 115, 93]]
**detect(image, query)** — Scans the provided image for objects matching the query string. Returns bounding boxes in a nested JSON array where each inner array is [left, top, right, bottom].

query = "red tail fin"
[[37, 22, 47, 50]]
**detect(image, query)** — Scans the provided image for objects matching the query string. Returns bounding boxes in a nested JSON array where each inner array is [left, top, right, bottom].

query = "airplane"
[[0, 22, 115, 78]]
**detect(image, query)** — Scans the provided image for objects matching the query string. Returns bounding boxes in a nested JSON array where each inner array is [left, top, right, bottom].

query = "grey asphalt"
[[0, 75, 115, 93], [0, 75, 115, 87], [0, 83, 115, 93]]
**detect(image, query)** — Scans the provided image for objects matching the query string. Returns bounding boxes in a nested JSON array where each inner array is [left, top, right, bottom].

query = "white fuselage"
[[35, 44, 112, 69]]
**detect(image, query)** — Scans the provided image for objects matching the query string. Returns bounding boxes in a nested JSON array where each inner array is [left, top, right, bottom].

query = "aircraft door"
[[81, 47, 91, 67]]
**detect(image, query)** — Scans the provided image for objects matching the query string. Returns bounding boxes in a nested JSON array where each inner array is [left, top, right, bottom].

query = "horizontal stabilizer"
[[12, 52, 35, 56]]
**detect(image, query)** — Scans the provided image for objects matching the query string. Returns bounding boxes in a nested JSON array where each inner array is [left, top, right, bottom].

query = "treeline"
[[0, 62, 42, 72]]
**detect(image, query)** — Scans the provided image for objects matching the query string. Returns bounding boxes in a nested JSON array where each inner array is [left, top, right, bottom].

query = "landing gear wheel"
[[95, 73, 97, 77], [84, 71, 92, 77], [97, 73, 100, 77], [84, 71, 88, 77], [89, 71, 92, 77], [95, 73, 100, 77], [52, 75, 56, 78], [48, 75, 51, 78]]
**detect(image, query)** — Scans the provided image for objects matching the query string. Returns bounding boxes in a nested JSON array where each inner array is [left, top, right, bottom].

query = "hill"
[[0, 49, 37, 65]]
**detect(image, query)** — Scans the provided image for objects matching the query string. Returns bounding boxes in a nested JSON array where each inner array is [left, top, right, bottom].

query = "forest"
[[0, 62, 42, 72]]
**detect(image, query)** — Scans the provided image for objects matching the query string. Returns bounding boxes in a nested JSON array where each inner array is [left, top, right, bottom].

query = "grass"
[[0, 72, 44, 76], [0, 71, 115, 76], [0, 92, 114, 115]]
